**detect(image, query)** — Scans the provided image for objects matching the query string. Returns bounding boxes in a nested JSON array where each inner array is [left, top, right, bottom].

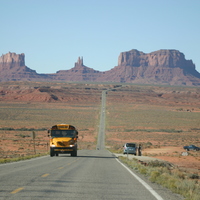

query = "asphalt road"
[[0, 90, 183, 200], [0, 150, 183, 200], [96, 90, 106, 150]]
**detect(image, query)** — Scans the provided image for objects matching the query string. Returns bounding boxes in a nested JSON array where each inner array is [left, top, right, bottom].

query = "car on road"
[[123, 143, 137, 155], [183, 145, 200, 151]]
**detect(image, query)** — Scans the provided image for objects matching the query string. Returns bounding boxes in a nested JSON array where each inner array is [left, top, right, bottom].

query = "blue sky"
[[1, 0, 200, 74]]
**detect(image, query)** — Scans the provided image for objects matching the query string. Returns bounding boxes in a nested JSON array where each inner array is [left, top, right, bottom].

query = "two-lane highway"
[[0, 150, 171, 200]]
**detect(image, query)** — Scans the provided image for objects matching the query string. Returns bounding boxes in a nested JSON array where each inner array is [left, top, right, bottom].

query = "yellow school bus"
[[48, 124, 78, 157]]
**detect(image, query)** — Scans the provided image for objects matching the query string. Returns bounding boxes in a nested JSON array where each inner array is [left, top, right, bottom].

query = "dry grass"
[[106, 102, 200, 146], [0, 102, 99, 128]]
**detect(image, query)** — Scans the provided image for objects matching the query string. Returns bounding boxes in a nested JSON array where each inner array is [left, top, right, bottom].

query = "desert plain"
[[0, 81, 199, 175]]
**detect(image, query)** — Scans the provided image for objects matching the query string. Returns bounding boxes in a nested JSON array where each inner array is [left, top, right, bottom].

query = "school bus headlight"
[[70, 145, 74, 147], [51, 144, 56, 147]]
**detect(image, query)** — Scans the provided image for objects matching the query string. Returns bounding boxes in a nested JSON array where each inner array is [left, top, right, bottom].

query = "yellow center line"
[[41, 173, 49, 177], [10, 159, 80, 195], [59, 158, 81, 169], [11, 187, 24, 194], [69, 158, 80, 164]]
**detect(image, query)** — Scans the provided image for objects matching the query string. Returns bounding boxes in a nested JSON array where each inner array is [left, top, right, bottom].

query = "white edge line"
[[115, 158, 164, 200]]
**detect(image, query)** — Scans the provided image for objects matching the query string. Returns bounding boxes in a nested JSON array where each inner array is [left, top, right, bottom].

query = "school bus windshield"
[[51, 130, 77, 138]]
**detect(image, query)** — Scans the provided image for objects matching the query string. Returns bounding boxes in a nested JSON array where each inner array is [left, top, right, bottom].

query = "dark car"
[[183, 145, 200, 151]]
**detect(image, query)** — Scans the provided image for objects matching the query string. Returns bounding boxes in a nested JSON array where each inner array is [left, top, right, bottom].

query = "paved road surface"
[[0, 150, 183, 200], [96, 90, 106, 150]]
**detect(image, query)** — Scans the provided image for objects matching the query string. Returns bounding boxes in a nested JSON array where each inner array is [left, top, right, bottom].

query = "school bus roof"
[[51, 124, 76, 130]]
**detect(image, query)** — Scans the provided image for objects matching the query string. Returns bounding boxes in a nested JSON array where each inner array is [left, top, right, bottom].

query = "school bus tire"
[[50, 148, 55, 157], [71, 150, 77, 157]]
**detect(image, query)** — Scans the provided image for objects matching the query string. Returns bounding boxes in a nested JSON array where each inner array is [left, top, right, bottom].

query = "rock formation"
[[0, 52, 25, 68], [75, 56, 83, 67], [0, 52, 49, 82], [0, 50, 200, 86], [98, 49, 200, 86], [54, 57, 102, 81]]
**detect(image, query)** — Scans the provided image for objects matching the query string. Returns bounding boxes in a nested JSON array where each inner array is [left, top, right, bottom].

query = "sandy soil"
[[143, 146, 200, 173]]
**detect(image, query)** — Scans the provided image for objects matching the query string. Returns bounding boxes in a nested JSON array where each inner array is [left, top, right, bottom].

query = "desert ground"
[[0, 82, 199, 175]]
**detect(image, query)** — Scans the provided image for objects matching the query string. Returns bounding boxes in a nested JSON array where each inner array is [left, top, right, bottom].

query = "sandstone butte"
[[0, 49, 200, 86]]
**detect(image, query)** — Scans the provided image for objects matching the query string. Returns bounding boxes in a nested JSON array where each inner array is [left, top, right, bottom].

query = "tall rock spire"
[[75, 56, 84, 67]]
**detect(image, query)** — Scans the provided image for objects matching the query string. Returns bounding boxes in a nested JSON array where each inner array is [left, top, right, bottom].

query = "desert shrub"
[[188, 173, 199, 179], [16, 128, 46, 131], [148, 160, 170, 167], [0, 127, 46, 131], [149, 171, 161, 182], [124, 128, 183, 133], [176, 108, 183, 111], [138, 167, 148, 175], [0, 127, 14, 130], [15, 134, 30, 138], [124, 129, 134, 132], [143, 142, 153, 148], [190, 128, 200, 131], [178, 179, 200, 200], [172, 169, 186, 179]]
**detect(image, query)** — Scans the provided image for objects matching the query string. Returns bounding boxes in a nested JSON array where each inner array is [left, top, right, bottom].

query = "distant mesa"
[[0, 52, 25, 67], [0, 49, 200, 86]]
